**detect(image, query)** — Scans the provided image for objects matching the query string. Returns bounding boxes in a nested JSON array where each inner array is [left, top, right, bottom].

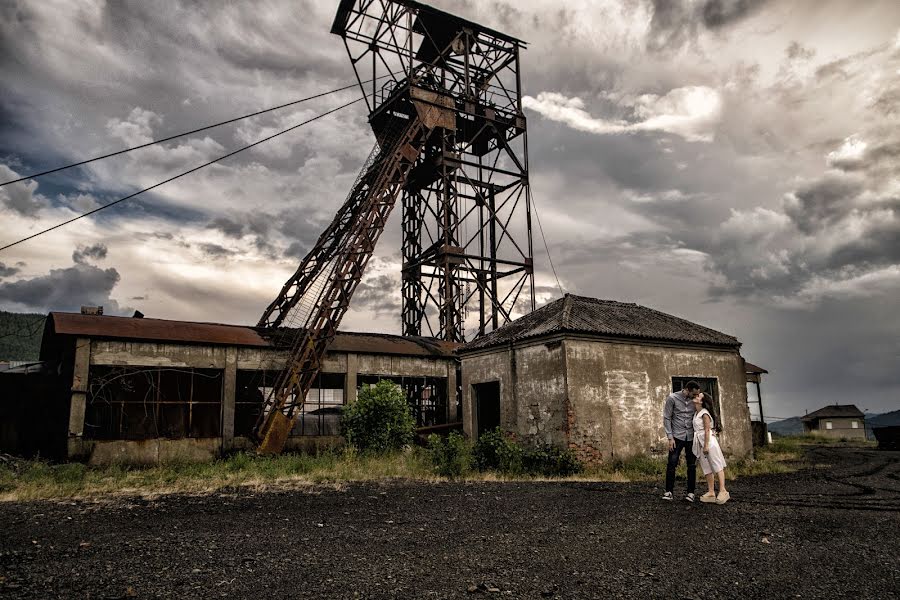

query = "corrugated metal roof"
[[462, 294, 740, 352], [46, 313, 459, 358], [801, 404, 865, 421]]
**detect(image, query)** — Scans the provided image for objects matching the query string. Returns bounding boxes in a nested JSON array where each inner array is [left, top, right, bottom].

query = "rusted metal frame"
[[493, 124, 526, 175], [459, 256, 513, 324], [492, 184, 528, 258], [258, 141, 388, 328], [499, 271, 528, 309], [454, 168, 521, 253], [343, 40, 369, 104], [256, 122, 425, 450]]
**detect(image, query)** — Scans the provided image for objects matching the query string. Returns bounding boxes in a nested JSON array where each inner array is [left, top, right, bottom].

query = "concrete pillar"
[[221, 346, 237, 451], [345, 353, 358, 404], [67, 337, 91, 459], [447, 362, 457, 423]]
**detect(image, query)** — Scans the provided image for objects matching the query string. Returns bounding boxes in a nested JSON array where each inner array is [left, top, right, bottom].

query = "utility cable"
[[1, 77, 387, 187], [0, 96, 364, 253], [529, 189, 565, 297]]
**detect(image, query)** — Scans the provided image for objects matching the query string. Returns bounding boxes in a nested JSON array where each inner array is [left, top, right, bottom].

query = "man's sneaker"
[[684, 493, 695, 503], [662, 491, 674, 501]]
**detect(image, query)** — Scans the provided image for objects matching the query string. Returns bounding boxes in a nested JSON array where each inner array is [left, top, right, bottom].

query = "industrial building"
[[0, 312, 458, 464], [1, 294, 756, 465], [459, 295, 753, 463]]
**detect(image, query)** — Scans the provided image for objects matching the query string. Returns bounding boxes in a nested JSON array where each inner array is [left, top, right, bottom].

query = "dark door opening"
[[473, 381, 501, 439]]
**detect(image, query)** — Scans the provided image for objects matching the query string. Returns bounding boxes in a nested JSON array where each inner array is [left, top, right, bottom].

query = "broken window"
[[235, 370, 346, 437], [85, 367, 222, 440], [357, 374, 449, 428]]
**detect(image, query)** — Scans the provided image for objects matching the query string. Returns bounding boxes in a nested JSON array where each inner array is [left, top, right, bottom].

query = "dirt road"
[[2, 446, 898, 599]]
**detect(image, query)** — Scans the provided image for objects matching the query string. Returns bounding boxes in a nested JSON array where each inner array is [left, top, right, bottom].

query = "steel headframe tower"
[[332, 0, 535, 342]]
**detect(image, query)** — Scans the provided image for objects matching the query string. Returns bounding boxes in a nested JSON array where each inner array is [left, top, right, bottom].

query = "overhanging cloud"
[[523, 86, 723, 142]]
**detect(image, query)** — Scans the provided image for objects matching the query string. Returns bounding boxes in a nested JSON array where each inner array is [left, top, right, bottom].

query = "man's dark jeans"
[[665, 437, 697, 494]]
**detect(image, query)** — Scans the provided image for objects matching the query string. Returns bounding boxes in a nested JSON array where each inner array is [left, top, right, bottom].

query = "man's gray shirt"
[[663, 390, 694, 441]]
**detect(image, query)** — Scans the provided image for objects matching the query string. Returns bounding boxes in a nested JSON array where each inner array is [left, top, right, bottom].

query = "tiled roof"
[[45, 313, 458, 358], [801, 404, 865, 421], [461, 294, 740, 352]]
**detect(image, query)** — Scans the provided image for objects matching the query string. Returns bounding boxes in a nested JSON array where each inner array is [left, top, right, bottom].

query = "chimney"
[[80, 306, 103, 316]]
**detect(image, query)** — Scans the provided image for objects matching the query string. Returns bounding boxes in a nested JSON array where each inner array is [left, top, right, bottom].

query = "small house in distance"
[[801, 404, 867, 439], [458, 294, 754, 464]]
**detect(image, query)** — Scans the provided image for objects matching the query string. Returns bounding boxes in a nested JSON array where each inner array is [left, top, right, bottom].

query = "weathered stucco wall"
[[461, 335, 753, 465], [805, 417, 866, 439], [460, 348, 512, 438], [512, 342, 568, 446], [69, 338, 457, 464], [564, 338, 751, 462]]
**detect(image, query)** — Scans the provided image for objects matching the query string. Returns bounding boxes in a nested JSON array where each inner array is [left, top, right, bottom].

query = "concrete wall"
[[460, 347, 513, 439], [65, 338, 457, 464], [564, 337, 752, 462], [461, 335, 753, 464], [805, 417, 867, 439]]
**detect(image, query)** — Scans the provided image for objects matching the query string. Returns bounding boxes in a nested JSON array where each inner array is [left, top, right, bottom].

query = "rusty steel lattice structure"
[[333, 0, 535, 342], [253, 0, 533, 452]]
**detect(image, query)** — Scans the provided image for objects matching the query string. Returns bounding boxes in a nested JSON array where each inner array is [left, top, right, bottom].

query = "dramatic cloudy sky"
[[1, 0, 898, 417]]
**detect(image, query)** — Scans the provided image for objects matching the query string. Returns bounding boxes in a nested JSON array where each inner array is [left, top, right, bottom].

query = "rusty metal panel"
[[410, 87, 457, 131], [257, 411, 293, 454], [50, 312, 270, 347]]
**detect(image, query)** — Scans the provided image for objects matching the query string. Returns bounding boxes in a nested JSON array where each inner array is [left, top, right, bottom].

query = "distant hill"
[[767, 416, 804, 437], [868, 410, 900, 428], [767, 410, 900, 440], [0, 311, 45, 362]]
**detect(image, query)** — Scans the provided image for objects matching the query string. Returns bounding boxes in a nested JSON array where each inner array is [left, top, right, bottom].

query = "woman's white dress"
[[692, 408, 727, 475]]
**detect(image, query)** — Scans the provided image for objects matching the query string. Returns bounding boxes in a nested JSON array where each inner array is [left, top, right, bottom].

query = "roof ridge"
[[561, 293, 573, 329]]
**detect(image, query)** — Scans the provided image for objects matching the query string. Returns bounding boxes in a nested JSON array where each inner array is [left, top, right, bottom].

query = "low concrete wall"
[[74, 439, 221, 466]]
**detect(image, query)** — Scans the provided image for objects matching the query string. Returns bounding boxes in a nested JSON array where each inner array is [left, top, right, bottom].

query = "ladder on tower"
[[254, 117, 428, 453]]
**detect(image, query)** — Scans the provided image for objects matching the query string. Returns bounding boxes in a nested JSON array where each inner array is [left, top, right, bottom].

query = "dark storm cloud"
[[647, 0, 770, 52], [784, 175, 866, 234], [786, 41, 815, 61], [0, 165, 48, 217], [353, 274, 401, 316], [0, 264, 127, 314], [285, 241, 309, 260], [72, 243, 108, 265], [0, 262, 20, 278], [700, 0, 769, 29], [198, 243, 238, 259]]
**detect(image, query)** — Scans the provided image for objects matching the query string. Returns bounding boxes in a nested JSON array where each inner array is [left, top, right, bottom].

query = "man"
[[662, 381, 701, 502]]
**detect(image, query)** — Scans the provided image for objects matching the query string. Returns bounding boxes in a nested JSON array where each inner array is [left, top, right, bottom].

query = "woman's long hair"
[[701, 392, 723, 434]]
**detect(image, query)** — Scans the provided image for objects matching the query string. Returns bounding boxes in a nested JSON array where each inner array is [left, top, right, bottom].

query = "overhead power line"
[[0, 77, 386, 187], [529, 188, 565, 297], [0, 96, 364, 253]]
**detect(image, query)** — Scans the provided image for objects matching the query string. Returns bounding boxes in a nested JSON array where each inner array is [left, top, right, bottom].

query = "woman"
[[692, 392, 730, 504]]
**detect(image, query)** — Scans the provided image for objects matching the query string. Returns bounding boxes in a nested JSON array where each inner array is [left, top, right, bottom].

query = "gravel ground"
[[1, 445, 898, 599]]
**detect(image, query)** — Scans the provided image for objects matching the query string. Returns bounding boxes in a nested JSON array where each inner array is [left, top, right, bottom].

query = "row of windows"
[[824, 420, 860, 430], [84, 366, 453, 441]]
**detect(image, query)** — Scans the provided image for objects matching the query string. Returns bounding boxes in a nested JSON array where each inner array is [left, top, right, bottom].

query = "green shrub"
[[427, 432, 471, 478], [340, 380, 415, 453], [521, 443, 583, 477], [472, 427, 522, 473]]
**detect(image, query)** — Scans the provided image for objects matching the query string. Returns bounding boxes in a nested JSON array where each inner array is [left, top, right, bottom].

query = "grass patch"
[[0, 449, 436, 501], [0, 435, 830, 501]]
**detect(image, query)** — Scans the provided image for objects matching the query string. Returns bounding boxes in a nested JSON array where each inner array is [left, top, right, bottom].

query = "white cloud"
[[826, 135, 868, 169], [778, 265, 900, 307], [106, 107, 162, 146], [523, 86, 722, 142]]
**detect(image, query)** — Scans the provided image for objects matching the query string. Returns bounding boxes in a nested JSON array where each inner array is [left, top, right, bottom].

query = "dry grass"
[[0, 435, 833, 501]]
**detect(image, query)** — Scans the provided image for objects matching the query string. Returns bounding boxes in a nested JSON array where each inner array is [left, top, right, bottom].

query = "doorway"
[[473, 381, 501, 439]]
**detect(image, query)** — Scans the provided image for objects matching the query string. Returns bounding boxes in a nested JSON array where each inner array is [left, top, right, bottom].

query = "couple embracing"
[[661, 381, 730, 504]]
